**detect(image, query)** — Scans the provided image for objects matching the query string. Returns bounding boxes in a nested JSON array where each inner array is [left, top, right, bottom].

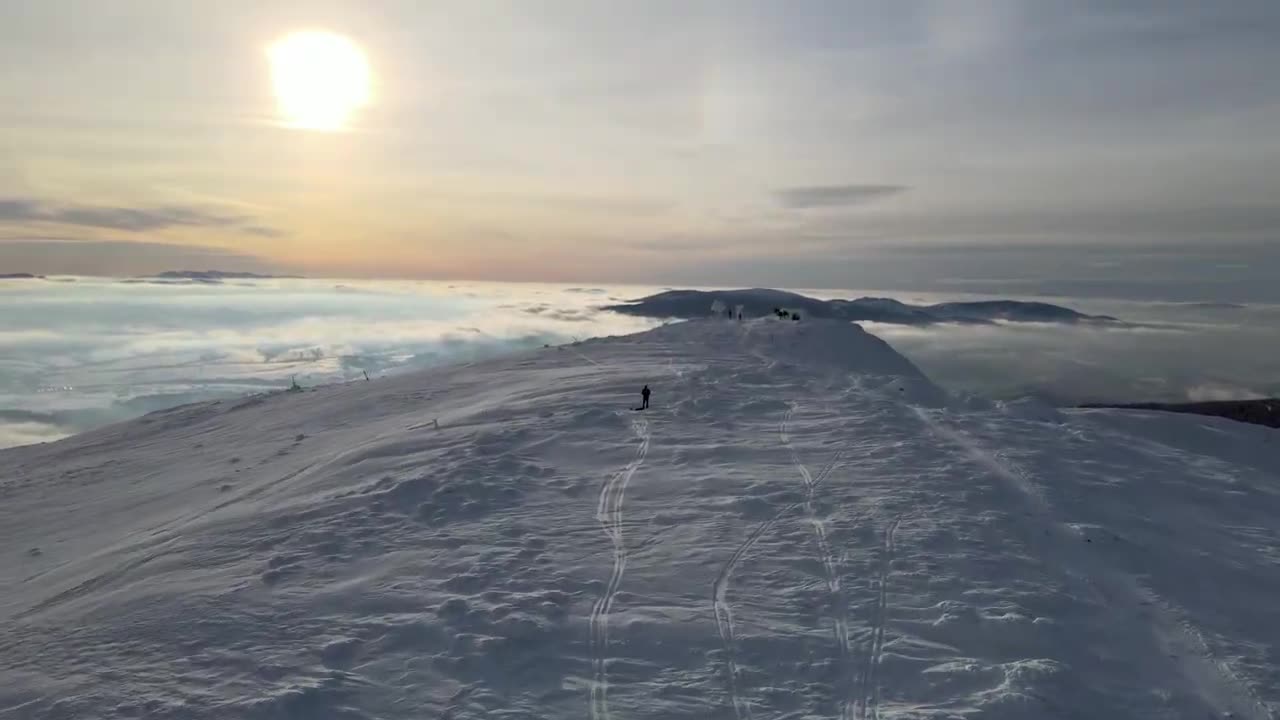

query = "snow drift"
[[2, 318, 1278, 719]]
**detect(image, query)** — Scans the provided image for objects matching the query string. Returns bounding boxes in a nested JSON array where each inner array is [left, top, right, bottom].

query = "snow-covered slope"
[[3, 319, 1278, 719]]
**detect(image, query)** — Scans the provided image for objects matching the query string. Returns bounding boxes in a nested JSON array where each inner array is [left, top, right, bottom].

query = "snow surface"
[[2, 318, 1279, 719]]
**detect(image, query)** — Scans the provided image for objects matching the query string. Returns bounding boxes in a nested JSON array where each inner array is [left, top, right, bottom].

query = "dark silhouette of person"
[[641, 384, 651, 410]]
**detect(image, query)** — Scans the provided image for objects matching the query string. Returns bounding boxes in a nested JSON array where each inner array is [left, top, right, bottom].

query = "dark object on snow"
[[1080, 398, 1280, 430], [792, 313, 801, 321], [641, 384, 651, 410]]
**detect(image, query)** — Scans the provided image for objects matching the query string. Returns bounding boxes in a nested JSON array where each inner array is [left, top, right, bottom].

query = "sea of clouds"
[[824, 290, 1280, 407], [0, 278, 660, 448], [2, 278, 1278, 448]]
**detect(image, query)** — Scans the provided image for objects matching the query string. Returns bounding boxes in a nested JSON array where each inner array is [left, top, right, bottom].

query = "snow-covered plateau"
[[3, 319, 1278, 719]]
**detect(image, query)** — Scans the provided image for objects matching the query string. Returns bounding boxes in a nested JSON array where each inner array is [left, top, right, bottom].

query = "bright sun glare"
[[268, 31, 371, 131]]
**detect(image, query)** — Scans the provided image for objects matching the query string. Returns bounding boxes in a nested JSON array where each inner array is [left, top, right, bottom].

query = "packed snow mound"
[[606, 288, 1118, 325], [3, 319, 1278, 719]]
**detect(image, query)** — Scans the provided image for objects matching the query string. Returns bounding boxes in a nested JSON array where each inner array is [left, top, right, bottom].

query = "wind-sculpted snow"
[[2, 318, 1277, 719], [605, 288, 1120, 325]]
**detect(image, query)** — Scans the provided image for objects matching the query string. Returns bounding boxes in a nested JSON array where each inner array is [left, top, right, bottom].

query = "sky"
[[2, 1, 1279, 296]]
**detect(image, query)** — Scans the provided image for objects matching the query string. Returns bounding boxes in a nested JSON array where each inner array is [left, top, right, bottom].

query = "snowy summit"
[[2, 318, 1278, 719]]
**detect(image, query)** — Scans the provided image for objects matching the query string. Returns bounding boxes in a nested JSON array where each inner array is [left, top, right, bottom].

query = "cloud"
[[623, 236, 741, 254], [0, 277, 663, 448], [863, 299, 1280, 405], [0, 420, 68, 449], [775, 185, 910, 209], [0, 238, 273, 276], [2, 278, 1278, 450], [1186, 383, 1265, 402], [0, 197, 283, 237], [521, 303, 597, 322], [241, 225, 286, 239]]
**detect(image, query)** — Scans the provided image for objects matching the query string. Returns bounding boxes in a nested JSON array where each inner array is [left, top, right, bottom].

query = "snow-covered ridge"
[[605, 288, 1119, 325], [2, 319, 1277, 719]]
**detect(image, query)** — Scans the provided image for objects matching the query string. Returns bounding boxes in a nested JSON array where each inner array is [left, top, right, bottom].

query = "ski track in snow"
[[857, 514, 903, 720], [712, 502, 802, 720], [588, 416, 650, 720], [6, 318, 1280, 719], [914, 406, 1272, 720], [780, 405, 855, 720]]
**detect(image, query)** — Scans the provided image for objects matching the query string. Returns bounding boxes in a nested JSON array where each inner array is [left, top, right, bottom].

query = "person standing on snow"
[[641, 384, 651, 410]]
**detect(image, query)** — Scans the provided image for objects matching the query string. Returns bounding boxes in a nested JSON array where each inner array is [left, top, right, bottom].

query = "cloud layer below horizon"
[[2, 279, 1278, 449]]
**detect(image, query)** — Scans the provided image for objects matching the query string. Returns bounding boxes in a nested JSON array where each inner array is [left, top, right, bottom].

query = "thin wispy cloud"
[[240, 226, 286, 239], [0, 197, 283, 237], [776, 185, 910, 209], [0, 239, 271, 277]]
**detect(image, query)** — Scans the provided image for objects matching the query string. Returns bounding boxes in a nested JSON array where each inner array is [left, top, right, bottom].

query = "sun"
[[268, 31, 371, 131]]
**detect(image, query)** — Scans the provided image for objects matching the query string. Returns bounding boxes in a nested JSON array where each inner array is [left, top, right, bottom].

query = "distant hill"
[[1081, 399, 1280, 429], [604, 288, 1119, 326], [151, 270, 303, 280]]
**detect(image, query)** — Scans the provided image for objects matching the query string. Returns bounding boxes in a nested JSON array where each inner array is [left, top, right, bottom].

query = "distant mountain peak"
[[604, 288, 1120, 326]]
